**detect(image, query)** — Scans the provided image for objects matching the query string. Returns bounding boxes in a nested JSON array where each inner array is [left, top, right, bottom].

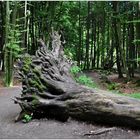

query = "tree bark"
[[14, 30, 140, 129], [112, 1, 123, 78], [128, 2, 135, 78], [136, 2, 140, 69], [84, 1, 90, 70]]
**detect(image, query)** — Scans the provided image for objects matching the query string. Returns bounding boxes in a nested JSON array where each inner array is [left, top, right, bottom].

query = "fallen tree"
[[14, 30, 140, 129]]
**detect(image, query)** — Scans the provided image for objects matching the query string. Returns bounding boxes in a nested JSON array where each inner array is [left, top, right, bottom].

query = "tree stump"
[[14, 31, 140, 129]]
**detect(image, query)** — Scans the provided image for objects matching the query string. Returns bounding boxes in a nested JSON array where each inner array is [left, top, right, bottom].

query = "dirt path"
[[85, 70, 140, 94], [0, 87, 140, 139]]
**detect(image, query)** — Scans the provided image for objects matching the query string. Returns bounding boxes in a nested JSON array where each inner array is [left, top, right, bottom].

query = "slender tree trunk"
[[30, 4, 35, 55], [128, 3, 135, 78], [77, 1, 81, 66], [0, 2, 5, 71], [85, 1, 90, 70], [96, 23, 100, 68], [90, 18, 94, 69], [0, 2, 3, 70], [136, 2, 140, 69], [4, 1, 11, 86], [101, 12, 105, 68], [23, 0, 27, 49], [93, 19, 96, 68], [112, 1, 123, 78], [26, 3, 30, 53], [122, 23, 129, 77]]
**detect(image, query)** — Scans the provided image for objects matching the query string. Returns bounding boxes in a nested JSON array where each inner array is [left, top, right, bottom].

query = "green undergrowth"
[[126, 93, 140, 99], [22, 114, 32, 123], [70, 66, 81, 76], [111, 90, 140, 99], [70, 66, 97, 88], [76, 75, 97, 88], [107, 83, 119, 90], [70, 66, 140, 100], [107, 82, 140, 100]]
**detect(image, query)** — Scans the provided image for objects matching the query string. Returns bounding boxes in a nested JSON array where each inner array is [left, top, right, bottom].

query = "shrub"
[[76, 75, 97, 88], [70, 66, 81, 76], [107, 83, 118, 90]]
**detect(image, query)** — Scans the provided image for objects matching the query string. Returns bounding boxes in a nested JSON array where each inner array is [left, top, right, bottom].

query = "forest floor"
[[85, 69, 140, 95], [1, 69, 140, 95], [0, 70, 140, 138], [1, 87, 140, 139]]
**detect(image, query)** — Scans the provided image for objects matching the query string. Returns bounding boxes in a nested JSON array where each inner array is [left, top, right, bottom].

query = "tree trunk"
[[4, 1, 13, 87], [136, 2, 140, 69], [112, 1, 123, 78], [0, 1, 4, 71], [96, 23, 100, 68], [30, 4, 36, 55], [93, 19, 96, 68], [23, 0, 27, 49], [128, 2, 135, 78], [77, 1, 81, 67], [84, 1, 90, 70], [1, 2, 5, 71], [14, 30, 140, 129]]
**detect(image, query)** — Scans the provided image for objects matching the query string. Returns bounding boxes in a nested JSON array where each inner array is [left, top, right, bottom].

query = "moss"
[[33, 68, 41, 77], [21, 55, 47, 94], [21, 55, 32, 73], [32, 99, 39, 106], [28, 78, 46, 92]]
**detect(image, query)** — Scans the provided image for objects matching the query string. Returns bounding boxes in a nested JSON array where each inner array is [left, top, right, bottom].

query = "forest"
[[0, 0, 140, 131], [0, 1, 139, 86]]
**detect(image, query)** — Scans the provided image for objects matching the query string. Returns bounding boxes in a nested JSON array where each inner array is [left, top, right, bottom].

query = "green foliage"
[[76, 75, 97, 88], [28, 78, 46, 92], [32, 99, 39, 106], [70, 66, 81, 75], [70, 65, 96, 88], [21, 55, 46, 93], [64, 47, 75, 60], [7, 28, 24, 59], [22, 55, 32, 72], [107, 83, 119, 90], [128, 93, 140, 99], [4, 1, 25, 87], [22, 114, 32, 123]]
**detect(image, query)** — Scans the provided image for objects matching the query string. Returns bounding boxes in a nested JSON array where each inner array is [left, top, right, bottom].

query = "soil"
[[85, 70, 140, 94], [1, 87, 140, 139]]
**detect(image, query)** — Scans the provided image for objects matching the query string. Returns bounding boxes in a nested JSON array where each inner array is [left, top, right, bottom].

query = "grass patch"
[[70, 66, 81, 76], [127, 93, 140, 99], [76, 75, 97, 88], [70, 66, 97, 88]]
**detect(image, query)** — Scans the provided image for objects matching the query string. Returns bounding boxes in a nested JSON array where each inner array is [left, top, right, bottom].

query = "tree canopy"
[[0, 1, 140, 86]]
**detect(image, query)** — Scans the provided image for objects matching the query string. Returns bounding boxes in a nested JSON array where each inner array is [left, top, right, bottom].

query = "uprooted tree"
[[14, 30, 140, 128]]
